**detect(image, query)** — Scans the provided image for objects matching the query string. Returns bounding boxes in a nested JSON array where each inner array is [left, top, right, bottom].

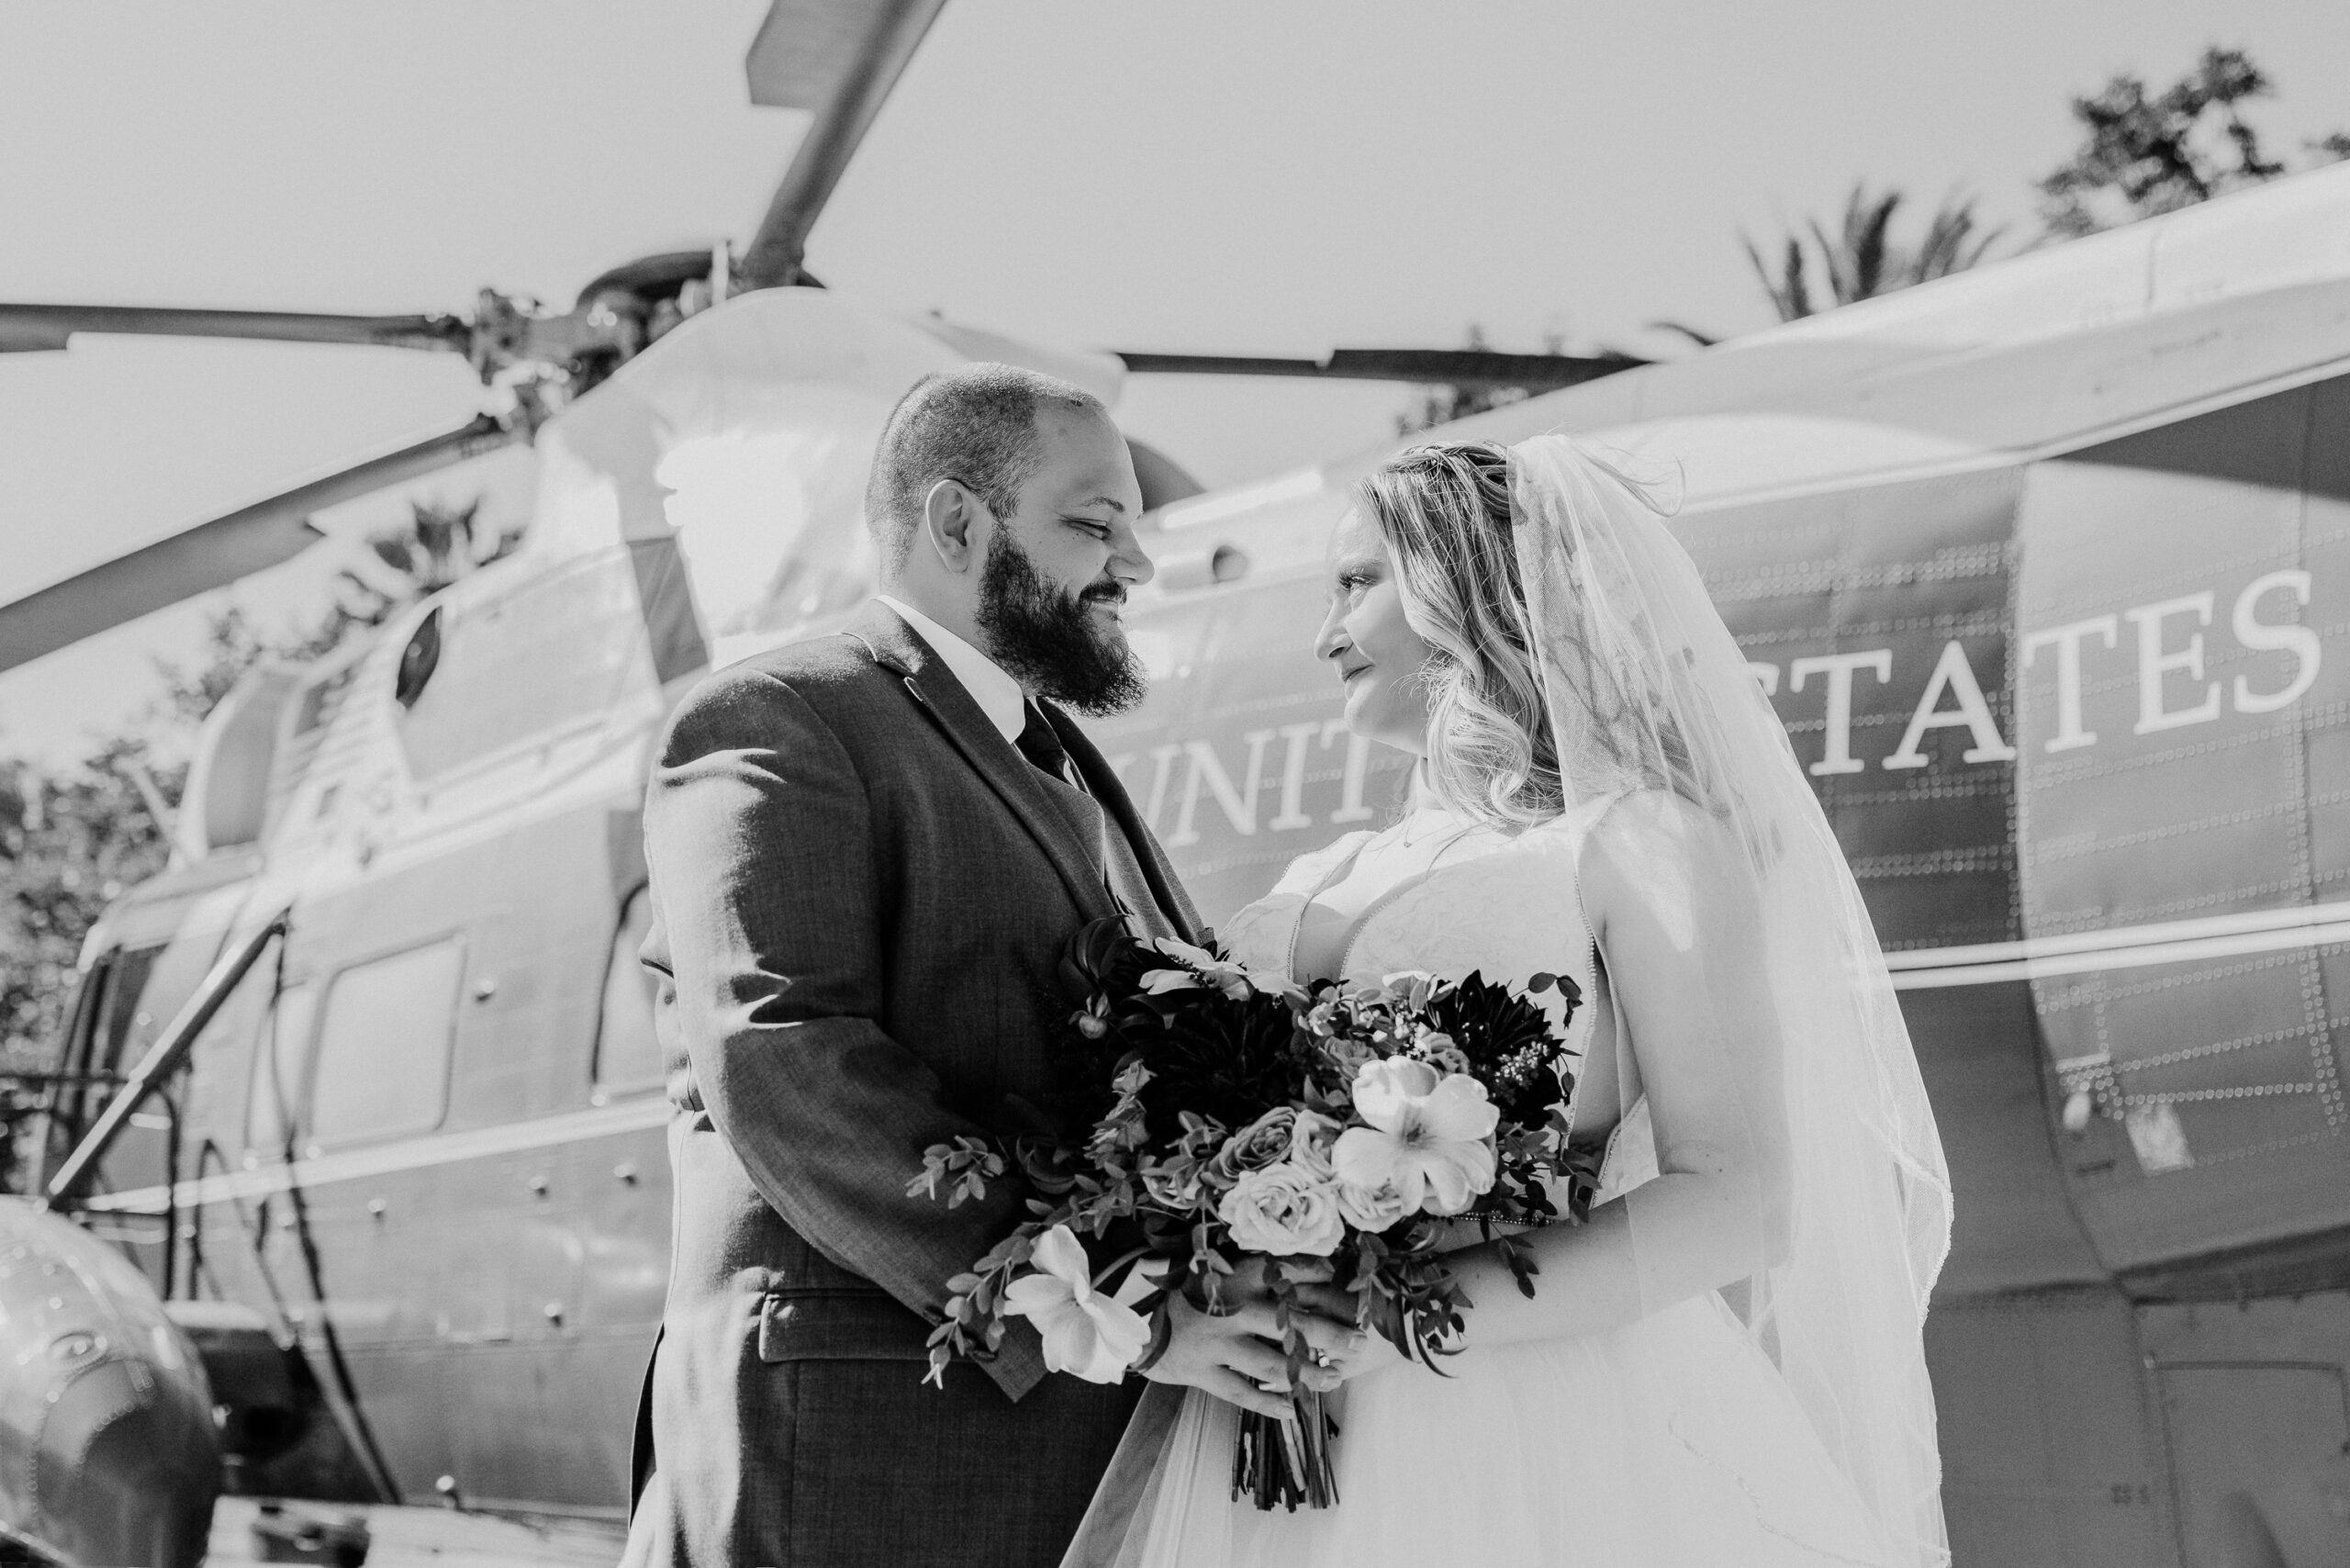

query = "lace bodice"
[[1224, 800, 1658, 1200]]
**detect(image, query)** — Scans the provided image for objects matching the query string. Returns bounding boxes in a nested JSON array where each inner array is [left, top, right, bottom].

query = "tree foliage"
[[1742, 184, 2004, 324], [2037, 47, 2350, 237], [0, 748, 174, 1061]]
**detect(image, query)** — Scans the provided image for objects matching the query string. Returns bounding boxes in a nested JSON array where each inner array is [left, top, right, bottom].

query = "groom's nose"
[[1107, 518, 1156, 588]]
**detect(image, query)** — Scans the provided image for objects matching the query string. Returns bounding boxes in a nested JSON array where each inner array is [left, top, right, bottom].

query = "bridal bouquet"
[[911, 917, 1597, 1510]]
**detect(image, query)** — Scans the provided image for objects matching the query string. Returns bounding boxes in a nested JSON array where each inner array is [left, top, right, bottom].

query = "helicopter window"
[[46, 942, 170, 1167], [86, 944, 165, 1080], [242, 982, 316, 1161], [592, 887, 664, 1098], [394, 607, 442, 708], [397, 554, 650, 783], [307, 939, 464, 1151]]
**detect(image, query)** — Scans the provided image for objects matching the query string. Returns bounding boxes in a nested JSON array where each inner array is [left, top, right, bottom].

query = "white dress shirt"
[[876, 595, 1026, 745]]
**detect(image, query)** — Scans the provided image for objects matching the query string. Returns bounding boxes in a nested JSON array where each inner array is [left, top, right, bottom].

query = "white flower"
[[1289, 1109, 1344, 1182], [1333, 1058, 1499, 1217], [1146, 937, 1293, 1002], [1002, 1226, 1160, 1383], [1149, 936, 1225, 969], [1218, 1162, 1347, 1257], [1334, 1179, 1410, 1233], [1381, 970, 1442, 1012]]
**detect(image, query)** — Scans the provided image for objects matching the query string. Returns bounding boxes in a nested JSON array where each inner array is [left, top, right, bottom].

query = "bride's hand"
[[1289, 1282, 1404, 1386], [1145, 1262, 1360, 1415]]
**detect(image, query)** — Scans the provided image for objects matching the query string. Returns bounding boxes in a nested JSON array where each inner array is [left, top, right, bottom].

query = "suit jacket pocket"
[[757, 1288, 934, 1363]]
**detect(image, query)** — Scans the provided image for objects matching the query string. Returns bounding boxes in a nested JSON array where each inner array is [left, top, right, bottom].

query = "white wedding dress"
[[1107, 798, 1903, 1568]]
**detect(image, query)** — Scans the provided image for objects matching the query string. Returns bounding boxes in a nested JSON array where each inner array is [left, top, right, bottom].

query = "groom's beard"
[[974, 530, 1147, 718]]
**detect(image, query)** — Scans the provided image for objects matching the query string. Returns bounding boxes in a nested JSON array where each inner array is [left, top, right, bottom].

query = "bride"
[[1073, 433, 1952, 1567]]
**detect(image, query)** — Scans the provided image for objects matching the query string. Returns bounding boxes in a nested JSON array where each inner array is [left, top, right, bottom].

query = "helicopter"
[[5, 1, 2350, 1564]]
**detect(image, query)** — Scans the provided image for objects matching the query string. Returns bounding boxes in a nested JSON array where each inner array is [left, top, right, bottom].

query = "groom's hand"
[[1142, 1276, 1359, 1417]]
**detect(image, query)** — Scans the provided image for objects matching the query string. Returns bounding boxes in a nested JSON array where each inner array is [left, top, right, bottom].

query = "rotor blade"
[[738, 0, 949, 287], [0, 303, 470, 355], [1113, 348, 1645, 392], [0, 414, 515, 675]]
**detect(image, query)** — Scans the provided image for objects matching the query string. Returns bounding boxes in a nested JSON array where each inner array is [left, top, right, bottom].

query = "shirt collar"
[[876, 595, 1028, 745]]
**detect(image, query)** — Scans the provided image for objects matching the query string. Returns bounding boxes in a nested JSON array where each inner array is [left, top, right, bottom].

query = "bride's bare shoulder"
[[1576, 791, 1754, 920]]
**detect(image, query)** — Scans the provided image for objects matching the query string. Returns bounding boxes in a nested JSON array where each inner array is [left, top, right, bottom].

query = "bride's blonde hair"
[[1356, 441, 1564, 828]]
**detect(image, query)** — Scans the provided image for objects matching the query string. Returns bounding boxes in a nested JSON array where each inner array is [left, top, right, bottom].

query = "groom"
[[623, 364, 1300, 1567]]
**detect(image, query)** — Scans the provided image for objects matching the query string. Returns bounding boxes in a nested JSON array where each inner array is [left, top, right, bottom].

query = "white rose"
[[1334, 1180, 1410, 1233], [1288, 1109, 1344, 1182], [1217, 1162, 1347, 1257]]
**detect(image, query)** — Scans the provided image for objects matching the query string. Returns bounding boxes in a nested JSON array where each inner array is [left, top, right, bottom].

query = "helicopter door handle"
[[1154, 543, 1249, 593]]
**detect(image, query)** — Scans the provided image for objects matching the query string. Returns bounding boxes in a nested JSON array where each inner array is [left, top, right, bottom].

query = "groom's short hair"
[[867, 363, 1107, 572]]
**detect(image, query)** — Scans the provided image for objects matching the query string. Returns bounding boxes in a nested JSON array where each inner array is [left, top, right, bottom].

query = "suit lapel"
[[1048, 701, 1203, 944], [845, 602, 1120, 928]]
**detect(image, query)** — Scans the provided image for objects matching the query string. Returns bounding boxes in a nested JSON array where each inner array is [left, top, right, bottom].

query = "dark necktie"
[[1016, 701, 1075, 787], [1019, 699, 1168, 936]]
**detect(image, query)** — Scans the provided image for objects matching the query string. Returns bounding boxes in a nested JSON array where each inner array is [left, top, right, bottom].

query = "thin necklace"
[[1397, 806, 1466, 849]]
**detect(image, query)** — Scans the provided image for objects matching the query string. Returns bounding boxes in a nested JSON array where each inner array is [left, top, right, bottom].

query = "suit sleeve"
[[645, 665, 1049, 1398]]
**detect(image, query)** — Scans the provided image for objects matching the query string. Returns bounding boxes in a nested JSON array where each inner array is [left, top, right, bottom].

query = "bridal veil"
[[1507, 431, 1953, 1567]]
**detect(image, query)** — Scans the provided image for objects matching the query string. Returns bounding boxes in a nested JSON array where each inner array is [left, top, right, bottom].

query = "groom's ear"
[[922, 477, 985, 576]]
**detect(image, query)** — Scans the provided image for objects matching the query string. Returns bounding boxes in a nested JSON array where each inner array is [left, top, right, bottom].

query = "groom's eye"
[[1065, 517, 1113, 539]]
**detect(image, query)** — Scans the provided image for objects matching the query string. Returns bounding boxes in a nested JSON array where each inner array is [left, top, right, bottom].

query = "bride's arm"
[[1452, 795, 1790, 1344], [1336, 794, 1794, 1358]]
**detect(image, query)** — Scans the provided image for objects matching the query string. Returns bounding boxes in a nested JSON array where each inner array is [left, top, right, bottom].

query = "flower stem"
[[1230, 1388, 1339, 1510]]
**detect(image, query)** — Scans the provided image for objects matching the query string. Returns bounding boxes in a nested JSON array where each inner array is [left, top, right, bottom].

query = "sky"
[[3, 0, 2346, 764]]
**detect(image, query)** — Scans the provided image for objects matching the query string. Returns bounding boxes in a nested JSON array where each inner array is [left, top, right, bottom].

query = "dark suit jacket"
[[623, 601, 1199, 1568]]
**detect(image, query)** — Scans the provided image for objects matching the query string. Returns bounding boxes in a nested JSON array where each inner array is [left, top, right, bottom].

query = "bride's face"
[[1315, 509, 1437, 755]]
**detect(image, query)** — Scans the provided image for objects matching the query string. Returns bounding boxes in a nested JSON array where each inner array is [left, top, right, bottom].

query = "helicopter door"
[[241, 981, 317, 1167], [237, 937, 468, 1504]]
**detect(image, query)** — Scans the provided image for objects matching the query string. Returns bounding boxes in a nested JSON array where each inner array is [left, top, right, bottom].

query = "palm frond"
[[1909, 191, 2006, 283], [1838, 186, 1903, 305], [1743, 230, 1817, 322]]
